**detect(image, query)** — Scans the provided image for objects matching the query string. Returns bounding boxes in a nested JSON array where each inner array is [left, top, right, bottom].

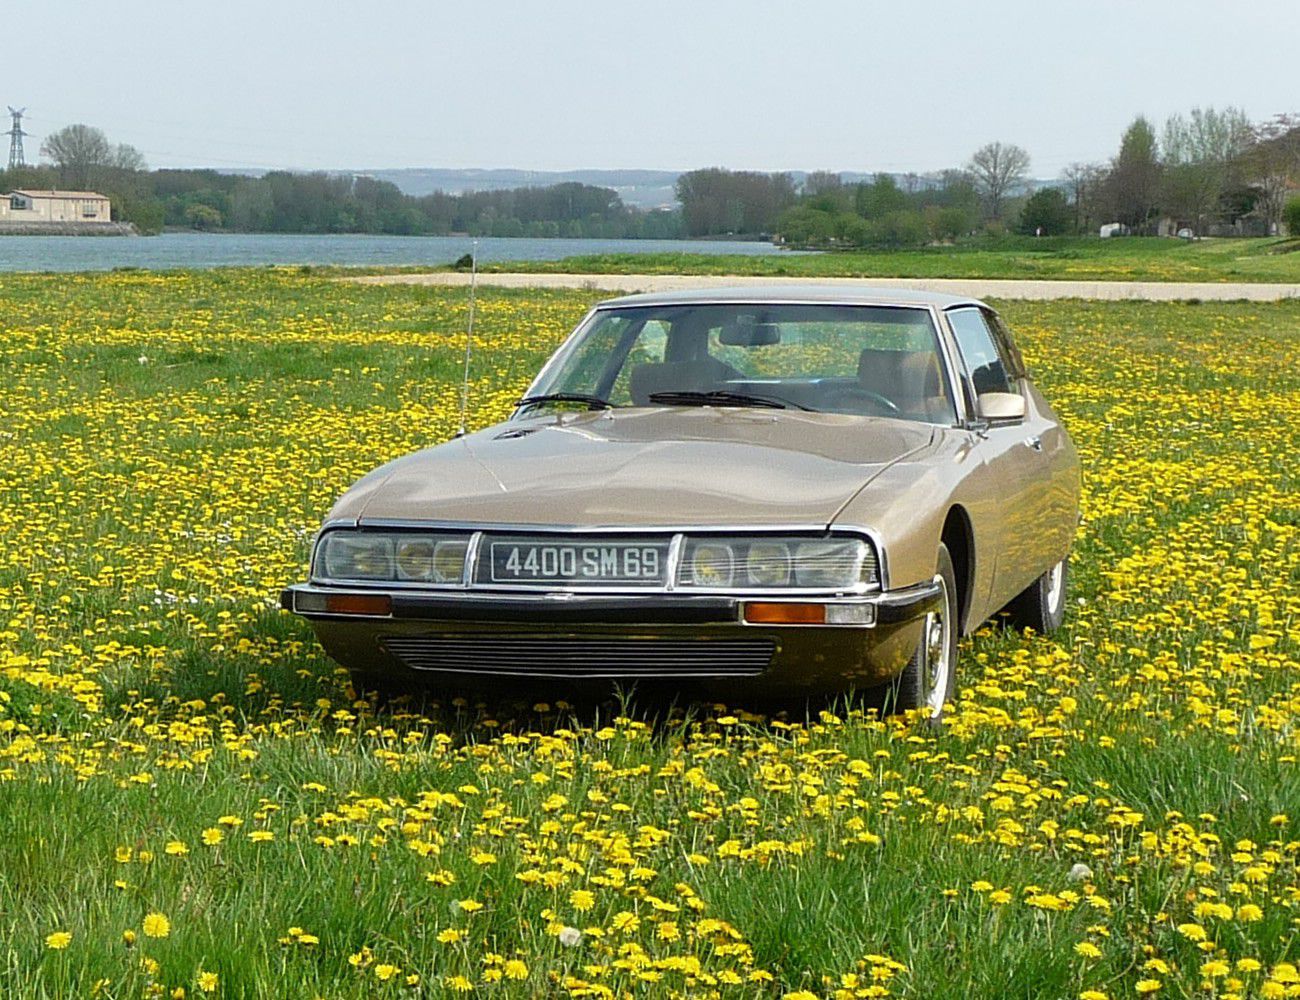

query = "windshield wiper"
[[517, 392, 612, 411], [647, 389, 811, 411]]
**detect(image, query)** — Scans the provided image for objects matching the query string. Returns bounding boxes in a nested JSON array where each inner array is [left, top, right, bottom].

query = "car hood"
[[335, 408, 936, 529]]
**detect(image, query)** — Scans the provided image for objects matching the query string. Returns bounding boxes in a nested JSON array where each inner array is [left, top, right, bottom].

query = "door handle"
[[1023, 435, 1043, 452]]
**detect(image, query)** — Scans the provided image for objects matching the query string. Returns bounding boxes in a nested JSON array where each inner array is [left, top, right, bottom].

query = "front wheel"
[[1005, 556, 1068, 634], [890, 542, 958, 720]]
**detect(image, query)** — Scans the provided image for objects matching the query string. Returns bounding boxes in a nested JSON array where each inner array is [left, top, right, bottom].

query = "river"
[[0, 232, 792, 273]]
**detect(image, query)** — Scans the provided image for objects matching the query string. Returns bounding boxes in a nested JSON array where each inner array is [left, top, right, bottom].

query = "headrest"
[[630, 360, 729, 405], [858, 348, 941, 395]]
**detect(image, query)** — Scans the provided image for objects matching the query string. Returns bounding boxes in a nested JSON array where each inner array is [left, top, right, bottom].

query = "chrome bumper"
[[279, 580, 942, 627]]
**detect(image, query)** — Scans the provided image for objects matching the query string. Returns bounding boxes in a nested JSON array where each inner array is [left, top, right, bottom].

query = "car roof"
[[595, 284, 988, 311]]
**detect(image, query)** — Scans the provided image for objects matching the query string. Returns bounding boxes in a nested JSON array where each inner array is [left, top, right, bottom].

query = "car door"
[[945, 306, 1057, 610]]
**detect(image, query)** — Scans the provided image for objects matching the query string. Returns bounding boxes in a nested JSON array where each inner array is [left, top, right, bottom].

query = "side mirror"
[[976, 392, 1026, 421]]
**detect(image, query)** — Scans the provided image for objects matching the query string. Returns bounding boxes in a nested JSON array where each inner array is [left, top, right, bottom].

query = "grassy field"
[[483, 236, 1300, 284], [2, 269, 1299, 999]]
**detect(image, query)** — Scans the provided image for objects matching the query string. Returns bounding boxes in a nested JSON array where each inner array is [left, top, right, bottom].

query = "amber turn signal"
[[326, 593, 392, 615], [743, 602, 826, 625]]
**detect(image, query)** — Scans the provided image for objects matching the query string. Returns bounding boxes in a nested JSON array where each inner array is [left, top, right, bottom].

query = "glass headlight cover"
[[314, 531, 469, 584], [793, 539, 878, 588], [677, 536, 878, 591], [687, 542, 735, 587], [746, 541, 791, 586], [318, 532, 395, 581]]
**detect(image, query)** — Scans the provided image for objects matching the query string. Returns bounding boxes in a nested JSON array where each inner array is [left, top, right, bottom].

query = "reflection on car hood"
[[339, 408, 936, 529]]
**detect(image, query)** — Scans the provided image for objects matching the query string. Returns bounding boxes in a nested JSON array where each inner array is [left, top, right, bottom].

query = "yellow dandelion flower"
[[45, 931, 72, 950], [143, 913, 171, 939]]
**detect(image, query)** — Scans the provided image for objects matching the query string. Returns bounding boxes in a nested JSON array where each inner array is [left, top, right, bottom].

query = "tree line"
[[12, 115, 1300, 243], [673, 108, 1300, 247], [5, 123, 682, 238]]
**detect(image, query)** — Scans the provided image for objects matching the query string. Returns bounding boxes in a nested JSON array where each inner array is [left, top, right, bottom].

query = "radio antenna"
[[456, 240, 478, 438]]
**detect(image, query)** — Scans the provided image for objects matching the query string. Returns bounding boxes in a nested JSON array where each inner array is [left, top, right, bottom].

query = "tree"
[[1245, 113, 1300, 235], [1108, 116, 1162, 231], [927, 204, 975, 241], [1286, 197, 1300, 237], [675, 168, 796, 236], [1161, 106, 1252, 232], [40, 124, 113, 188], [854, 174, 910, 220], [966, 141, 1030, 220], [184, 203, 222, 230], [869, 210, 928, 248], [1062, 162, 1106, 234], [112, 143, 148, 173], [1018, 187, 1072, 235], [803, 171, 843, 197]]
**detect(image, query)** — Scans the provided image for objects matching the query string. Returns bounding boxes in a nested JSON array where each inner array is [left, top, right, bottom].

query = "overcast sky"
[[8, 0, 1296, 177]]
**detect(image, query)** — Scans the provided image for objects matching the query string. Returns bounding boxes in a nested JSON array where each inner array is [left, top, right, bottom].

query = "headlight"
[[319, 533, 394, 581], [746, 541, 791, 586], [314, 531, 470, 584], [676, 536, 878, 591], [686, 542, 735, 587], [793, 539, 877, 588]]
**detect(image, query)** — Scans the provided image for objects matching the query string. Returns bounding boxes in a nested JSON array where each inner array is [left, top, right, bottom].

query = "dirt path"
[[348, 271, 1300, 301]]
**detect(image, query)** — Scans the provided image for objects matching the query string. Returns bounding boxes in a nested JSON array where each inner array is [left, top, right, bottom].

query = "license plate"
[[486, 539, 668, 586]]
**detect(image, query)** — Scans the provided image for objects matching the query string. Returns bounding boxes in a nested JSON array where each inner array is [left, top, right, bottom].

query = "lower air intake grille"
[[381, 634, 773, 678]]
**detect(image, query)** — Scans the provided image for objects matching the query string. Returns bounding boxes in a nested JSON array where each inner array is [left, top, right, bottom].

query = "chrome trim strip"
[[664, 533, 685, 592], [462, 531, 483, 587], [284, 583, 931, 624], [353, 519, 866, 534], [590, 296, 984, 311]]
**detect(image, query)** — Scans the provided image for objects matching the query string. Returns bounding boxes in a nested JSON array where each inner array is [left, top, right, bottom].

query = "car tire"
[[1005, 555, 1068, 634], [889, 542, 958, 720]]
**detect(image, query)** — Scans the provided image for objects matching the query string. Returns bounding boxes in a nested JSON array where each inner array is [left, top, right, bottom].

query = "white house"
[[0, 189, 112, 223]]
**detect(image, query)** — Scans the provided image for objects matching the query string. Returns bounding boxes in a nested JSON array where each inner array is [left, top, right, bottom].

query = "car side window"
[[947, 308, 1015, 396], [986, 311, 1027, 379]]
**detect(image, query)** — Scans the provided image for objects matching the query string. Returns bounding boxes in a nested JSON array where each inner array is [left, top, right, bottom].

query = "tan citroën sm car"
[[283, 287, 1080, 718]]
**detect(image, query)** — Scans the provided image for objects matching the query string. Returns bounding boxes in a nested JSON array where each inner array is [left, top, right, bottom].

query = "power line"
[[6, 107, 27, 169]]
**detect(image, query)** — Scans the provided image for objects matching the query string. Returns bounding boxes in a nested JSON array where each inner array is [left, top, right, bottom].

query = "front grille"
[[381, 634, 773, 678]]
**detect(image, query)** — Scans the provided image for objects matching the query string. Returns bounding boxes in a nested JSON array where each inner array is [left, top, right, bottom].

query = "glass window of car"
[[946, 307, 1016, 396], [522, 303, 958, 424]]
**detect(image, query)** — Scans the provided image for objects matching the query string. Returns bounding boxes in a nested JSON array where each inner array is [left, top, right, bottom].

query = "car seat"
[[857, 348, 950, 421]]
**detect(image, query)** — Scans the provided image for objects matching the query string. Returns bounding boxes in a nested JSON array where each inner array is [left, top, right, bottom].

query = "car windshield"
[[521, 302, 958, 423]]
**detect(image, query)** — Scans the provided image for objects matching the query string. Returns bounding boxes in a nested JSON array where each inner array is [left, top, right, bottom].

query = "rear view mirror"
[[976, 392, 1026, 421], [719, 314, 780, 347]]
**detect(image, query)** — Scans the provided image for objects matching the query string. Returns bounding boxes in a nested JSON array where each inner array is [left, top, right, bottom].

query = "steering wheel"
[[824, 385, 901, 416]]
